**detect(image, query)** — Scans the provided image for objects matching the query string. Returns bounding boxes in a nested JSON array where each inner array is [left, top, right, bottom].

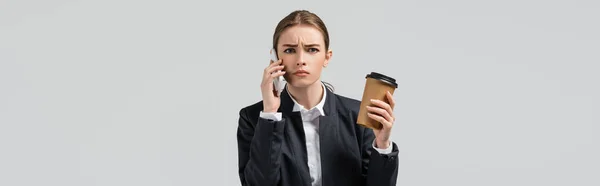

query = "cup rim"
[[365, 72, 398, 88]]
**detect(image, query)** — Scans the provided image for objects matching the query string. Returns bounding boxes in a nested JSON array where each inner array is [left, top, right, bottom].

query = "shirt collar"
[[287, 82, 327, 117]]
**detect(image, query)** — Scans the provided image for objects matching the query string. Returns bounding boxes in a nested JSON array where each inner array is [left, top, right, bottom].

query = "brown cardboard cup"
[[357, 72, 398, 130]]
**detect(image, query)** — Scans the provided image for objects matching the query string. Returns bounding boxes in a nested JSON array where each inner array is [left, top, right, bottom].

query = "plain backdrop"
[[1, 0, 599, 185]]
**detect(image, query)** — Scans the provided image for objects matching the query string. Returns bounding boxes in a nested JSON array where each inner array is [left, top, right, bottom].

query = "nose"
[[296, 61, 306, 66], [296, 51, 307, 66]]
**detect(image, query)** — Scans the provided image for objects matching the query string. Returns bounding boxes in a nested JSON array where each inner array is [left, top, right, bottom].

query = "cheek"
[[280, 57, 295, 67], [310, 55, 326, 68], [282, 61, 294, 71]]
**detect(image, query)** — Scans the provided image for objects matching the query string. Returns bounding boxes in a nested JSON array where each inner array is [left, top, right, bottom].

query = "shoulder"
[[331, 93, 361, 114], [238, 100, 264, 121]]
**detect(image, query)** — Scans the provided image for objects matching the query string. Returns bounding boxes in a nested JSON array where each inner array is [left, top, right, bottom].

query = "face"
[[277, 25, 332, 88]]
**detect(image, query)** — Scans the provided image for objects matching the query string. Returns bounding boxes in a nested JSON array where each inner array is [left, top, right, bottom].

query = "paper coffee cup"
[[357, 72, 398, 130]]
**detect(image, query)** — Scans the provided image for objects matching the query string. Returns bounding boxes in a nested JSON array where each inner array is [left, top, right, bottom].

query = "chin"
[[286, 77, 318, 88]]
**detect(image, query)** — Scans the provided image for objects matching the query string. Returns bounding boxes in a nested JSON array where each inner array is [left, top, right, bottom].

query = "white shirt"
[[259, 83, 393, 186]]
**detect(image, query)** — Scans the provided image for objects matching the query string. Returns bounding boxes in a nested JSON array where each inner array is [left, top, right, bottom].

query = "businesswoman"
[[237, 10, 399, 186]]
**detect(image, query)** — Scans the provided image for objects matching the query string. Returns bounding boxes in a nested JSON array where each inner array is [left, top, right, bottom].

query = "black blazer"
[[237, 86, 399, 186]]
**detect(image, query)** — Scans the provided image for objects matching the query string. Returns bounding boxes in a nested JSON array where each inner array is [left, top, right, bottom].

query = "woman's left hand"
[[366, 91, 396, 149]]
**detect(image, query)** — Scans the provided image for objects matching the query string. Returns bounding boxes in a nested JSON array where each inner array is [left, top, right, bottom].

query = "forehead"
[[278, 25, 325, 45]]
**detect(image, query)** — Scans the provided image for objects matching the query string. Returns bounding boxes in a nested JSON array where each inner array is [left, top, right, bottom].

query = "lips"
[[294, 70, 310, 76]]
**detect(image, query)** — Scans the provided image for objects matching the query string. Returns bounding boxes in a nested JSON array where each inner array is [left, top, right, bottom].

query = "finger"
[[266, 61, 284, 70], [386, 91, 396, 109], [366, 106, 392, 123], [270, 58, 282, 65], [270, 70, 286, 78], [262, 66, 282, 85], [370, 99, 393, 118], [367, 113, 392, 129], [266, 65, 285, 75], [268, 66, 285, 76], [266, 59, 282, 72], [269, 64, 285, 71], [262, 69, 286, 87]]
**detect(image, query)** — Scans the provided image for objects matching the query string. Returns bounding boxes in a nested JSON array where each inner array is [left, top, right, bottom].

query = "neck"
[[287, 80, 324, 110]]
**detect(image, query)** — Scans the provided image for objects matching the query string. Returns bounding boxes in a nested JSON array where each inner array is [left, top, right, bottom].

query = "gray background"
[[1, 0, 599, 185]]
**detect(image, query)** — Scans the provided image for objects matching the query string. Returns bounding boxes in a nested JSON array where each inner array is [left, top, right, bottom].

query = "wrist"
[[375, 139, 391, 149], [262, 108, 277, 113]]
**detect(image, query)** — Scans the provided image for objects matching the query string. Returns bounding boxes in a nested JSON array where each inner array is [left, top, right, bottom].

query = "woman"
[[237, 10, 399, 186]]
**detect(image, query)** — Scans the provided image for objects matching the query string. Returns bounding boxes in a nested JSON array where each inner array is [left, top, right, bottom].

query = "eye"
[[308, 48, 320, 53], [283, 48, 295, 53]]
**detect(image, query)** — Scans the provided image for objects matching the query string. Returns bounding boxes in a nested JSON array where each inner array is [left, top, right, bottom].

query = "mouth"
[[293, 70, 310, 77]]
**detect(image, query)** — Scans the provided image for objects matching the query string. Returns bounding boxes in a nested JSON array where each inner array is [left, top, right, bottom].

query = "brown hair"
[[272, 10, 335, 92], [272, 10, 330, 53]]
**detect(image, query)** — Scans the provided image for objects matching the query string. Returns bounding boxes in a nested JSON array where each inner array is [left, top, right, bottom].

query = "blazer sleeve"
[[237, 108, 286, 186], [361, 128, 399, 186]]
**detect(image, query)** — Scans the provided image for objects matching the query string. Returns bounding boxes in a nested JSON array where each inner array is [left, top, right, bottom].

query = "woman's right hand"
[[261, 59, 286, 113]]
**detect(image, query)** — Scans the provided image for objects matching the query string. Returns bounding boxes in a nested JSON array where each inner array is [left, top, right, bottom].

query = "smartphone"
[[270, 48, 286, 96]]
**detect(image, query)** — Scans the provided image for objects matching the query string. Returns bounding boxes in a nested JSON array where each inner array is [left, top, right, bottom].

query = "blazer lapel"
[[318, 87, 340, 186], [279, 88, 312, 186]]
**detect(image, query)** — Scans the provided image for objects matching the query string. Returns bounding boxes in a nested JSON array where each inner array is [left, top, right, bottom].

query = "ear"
[[324, 49, 333, 67]]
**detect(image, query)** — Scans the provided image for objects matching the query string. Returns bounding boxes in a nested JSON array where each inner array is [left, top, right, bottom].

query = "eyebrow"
[[281, 44, 321, 48]]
